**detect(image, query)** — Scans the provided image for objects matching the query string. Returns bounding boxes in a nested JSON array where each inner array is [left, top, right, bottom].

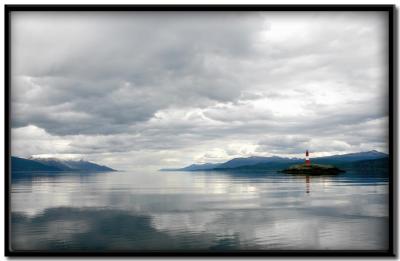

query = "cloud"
[[11, 12, 267, 135], [10, 11, 389, 169]]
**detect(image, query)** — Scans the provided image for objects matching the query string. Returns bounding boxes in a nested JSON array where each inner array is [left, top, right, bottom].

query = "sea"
[[10, 168, 389, 252]]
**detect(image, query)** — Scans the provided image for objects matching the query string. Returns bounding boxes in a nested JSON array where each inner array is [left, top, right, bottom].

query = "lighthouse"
[[305, 150, 311, 166]]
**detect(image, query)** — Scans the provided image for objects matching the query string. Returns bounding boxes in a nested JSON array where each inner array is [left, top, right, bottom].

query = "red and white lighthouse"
[[305, 150, 311, 166]]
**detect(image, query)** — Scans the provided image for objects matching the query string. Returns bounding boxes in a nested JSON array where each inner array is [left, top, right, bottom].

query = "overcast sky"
[[10, 11, 389, 170]]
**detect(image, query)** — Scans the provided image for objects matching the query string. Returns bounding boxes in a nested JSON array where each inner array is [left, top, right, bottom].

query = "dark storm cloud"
[[11, 12, 269, 135], [10, 11, 389, 168], [12, 12, 386, 136]]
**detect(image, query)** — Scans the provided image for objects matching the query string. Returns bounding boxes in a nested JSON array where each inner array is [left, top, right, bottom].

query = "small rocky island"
[[281, 163, 345, 175], [280, 150, 345, 175]]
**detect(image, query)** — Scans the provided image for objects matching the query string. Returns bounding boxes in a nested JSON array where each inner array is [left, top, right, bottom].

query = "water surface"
[[10, 169, 389, 251]]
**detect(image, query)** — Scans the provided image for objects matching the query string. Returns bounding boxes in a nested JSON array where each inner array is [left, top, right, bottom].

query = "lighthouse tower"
[[305, 150, 311, 166]]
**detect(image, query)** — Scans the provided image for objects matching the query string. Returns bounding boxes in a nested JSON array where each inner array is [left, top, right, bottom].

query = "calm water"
[[10, 169, 389, 252]]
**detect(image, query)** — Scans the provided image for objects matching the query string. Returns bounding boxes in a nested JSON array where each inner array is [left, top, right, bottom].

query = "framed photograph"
[[5, 5, 395, 256]]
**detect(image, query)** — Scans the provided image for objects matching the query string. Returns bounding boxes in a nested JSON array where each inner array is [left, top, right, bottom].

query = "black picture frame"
[[4, 4, 396, 257]]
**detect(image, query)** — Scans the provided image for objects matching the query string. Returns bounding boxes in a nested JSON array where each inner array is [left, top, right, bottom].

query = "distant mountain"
[[181, 163, 222, 171], [214, 160, 302, 172], [217, 156, 301, 169], [27, 157, 72, 171], [11, 156, 116, 172], [64, 160, 115, 171], [32, 158, 115, 172], [11, 156, 63, 172], [346, 157, 389, 171], [176, 150, 388, 171], [160, 163, 221, 171], [312, 150, 387, 164]]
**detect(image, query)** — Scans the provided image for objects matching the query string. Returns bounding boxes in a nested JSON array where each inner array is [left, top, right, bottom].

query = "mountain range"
[[11, 156, 116, 172], [163, 150, 388, 172]]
